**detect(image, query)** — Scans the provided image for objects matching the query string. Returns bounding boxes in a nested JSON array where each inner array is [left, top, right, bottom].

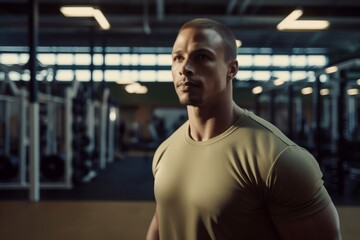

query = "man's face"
[[171, 28, 230, 107]]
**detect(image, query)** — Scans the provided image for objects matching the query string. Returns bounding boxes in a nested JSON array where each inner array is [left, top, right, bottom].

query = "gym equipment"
[[40, 154, 65, 181], [0, 155, 18, 181]]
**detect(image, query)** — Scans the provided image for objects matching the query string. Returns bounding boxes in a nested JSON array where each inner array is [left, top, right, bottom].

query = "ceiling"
[[0, 0, 360, 59]]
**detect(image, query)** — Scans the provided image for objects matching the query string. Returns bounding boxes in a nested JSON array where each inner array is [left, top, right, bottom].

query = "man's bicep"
[[274, 202, 341, 240]]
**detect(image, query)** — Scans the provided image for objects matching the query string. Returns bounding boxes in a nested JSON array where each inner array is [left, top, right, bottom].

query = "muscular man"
[[146, 18, 341, 240]]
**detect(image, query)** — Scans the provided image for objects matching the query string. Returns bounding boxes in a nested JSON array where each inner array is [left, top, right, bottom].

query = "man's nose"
[[179, 60, 194, 76]]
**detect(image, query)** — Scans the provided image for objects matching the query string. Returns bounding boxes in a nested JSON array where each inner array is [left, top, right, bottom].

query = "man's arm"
[[274, 202, 341, 240], [146, 206, 159, 240]]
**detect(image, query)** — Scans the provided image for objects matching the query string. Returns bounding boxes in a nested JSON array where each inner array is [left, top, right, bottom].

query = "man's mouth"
[[177, 79, 201, 90]]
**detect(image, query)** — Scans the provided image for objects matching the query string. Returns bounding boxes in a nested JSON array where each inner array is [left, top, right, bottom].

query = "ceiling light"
[[325, 66, 338, 74], [125, 82, 148, 94], [94, 9, 110, 30], [60, 6, 110, 30], [109, 108, 117, 121], [320, 88, 330, 96], [357, 79, 360, 85], [301, 87, 313, 95], [273, 78, 284, 86], [277, 9, 329, 31], [252, 86, 263, 94], [236, 40, 242, 48], [278, 10, 303, 29], [60, 6, 95, 17], [347, 88, 359, 96]]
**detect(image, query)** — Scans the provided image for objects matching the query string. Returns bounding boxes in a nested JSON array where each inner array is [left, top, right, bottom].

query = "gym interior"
[[0, 0, 359, 239]]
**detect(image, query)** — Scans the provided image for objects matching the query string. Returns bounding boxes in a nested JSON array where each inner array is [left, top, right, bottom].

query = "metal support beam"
[[156, 0, 164, 21], [337, 70, 346, 195], [270, 89, 275, 123], [143, 0, 151, 34], [287, 84, 294, 139], [28, 0, 40, 202], [226, 0, 238, 14], [313, 75, 322, 163], [239, 0, 252, 15]]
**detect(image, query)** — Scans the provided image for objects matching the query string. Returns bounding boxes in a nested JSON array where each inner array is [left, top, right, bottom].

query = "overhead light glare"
[[277, 9, 329, 31], [236, 39, 242, 48], [273, 78, 285, 86], [325, 66, 338, 74], [252, 86, 263, 95], [125, 82, 148, 94], [347, 88, 359, 96], [94, 9, 110, 30], [109, 108, 117, 121], [301, 87, 313, 95], [60, 6, 110, 30], [60, 6, 95, 17], [320, 88, 330, 96]]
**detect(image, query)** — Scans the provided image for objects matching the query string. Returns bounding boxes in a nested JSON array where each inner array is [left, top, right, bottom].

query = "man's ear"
[[227, 60, 238, 80]]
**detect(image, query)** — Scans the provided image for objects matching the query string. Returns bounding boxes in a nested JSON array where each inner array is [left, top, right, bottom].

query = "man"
[[147, 18, 341, 240]]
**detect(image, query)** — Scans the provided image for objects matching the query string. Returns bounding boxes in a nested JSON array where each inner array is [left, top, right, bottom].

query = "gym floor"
[[0, 153, 360, 240]]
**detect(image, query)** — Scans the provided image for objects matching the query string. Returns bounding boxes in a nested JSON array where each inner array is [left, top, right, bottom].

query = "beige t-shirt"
[[152, 110, 331, 240]]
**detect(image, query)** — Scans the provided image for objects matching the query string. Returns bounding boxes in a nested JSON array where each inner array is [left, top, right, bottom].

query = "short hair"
[[178, 18, 237, 62]]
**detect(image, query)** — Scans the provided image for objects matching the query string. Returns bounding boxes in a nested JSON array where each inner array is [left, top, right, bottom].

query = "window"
[[74, 54, 91, 65], [157, 70, 172, 82], [308, 55, 327, 67], [139, 70, 157, 82], [236, 71, 252, 80], [122, 54, 139, 65], [157, 54, 171, 66], [75, 70, 91, 81], [292, 71, 307, 81], [237, 55, 252, 66], [253, 71, 271, 81], [1, 54, 20, 64], [253, 55, 271, 67], [105, 70, 121, 82], [139, 54, 157, 66], [93, 70, 103, 82], [105, 54, 121, 65], [93, 54, 104, 65], [272, 55, 289, 67], [56, 70, 74, 81], [57, 54, 74, 65], [0, 48, 327, 84], [272, 71, 291, 82], [290, 55, 307, 67], [38, 54, 56, 65]]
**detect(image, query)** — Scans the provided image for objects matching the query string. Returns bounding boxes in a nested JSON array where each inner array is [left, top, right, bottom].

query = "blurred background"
[[0, 0, 359, 239]]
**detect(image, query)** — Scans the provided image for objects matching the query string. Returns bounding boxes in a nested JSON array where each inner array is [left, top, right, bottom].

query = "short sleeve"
[[266, 145, 331, 222]]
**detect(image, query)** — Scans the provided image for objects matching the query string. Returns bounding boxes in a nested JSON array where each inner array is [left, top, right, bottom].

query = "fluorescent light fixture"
[[60, 6, 110, 30], [273, 78, 285, 86], [236, 39, 242, 48], [125, 82, 148, 94], [325, 66, 338, 74], [277, 9, 329, 31], [347, 88, 359, 96], [278, 10, 303, 29], [94, 9, 110, 30], [116, 78, 135, 84], [252, 86, 263, 95], [301, 87, 313, 95], [320, 88, 330, 96], [357, 79, 360, 85], [60, 6, 95, 17]]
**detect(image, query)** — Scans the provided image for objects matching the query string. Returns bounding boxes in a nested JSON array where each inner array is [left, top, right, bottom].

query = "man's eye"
[[173, 56, 183, 62], [197, 54, 210, 60]]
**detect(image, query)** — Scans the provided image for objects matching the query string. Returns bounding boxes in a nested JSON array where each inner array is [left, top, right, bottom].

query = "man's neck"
[[187, 102, 243, 141]]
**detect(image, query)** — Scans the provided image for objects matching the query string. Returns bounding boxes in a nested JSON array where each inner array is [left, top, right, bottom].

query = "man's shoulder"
[[153, 121, 188, 158]]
